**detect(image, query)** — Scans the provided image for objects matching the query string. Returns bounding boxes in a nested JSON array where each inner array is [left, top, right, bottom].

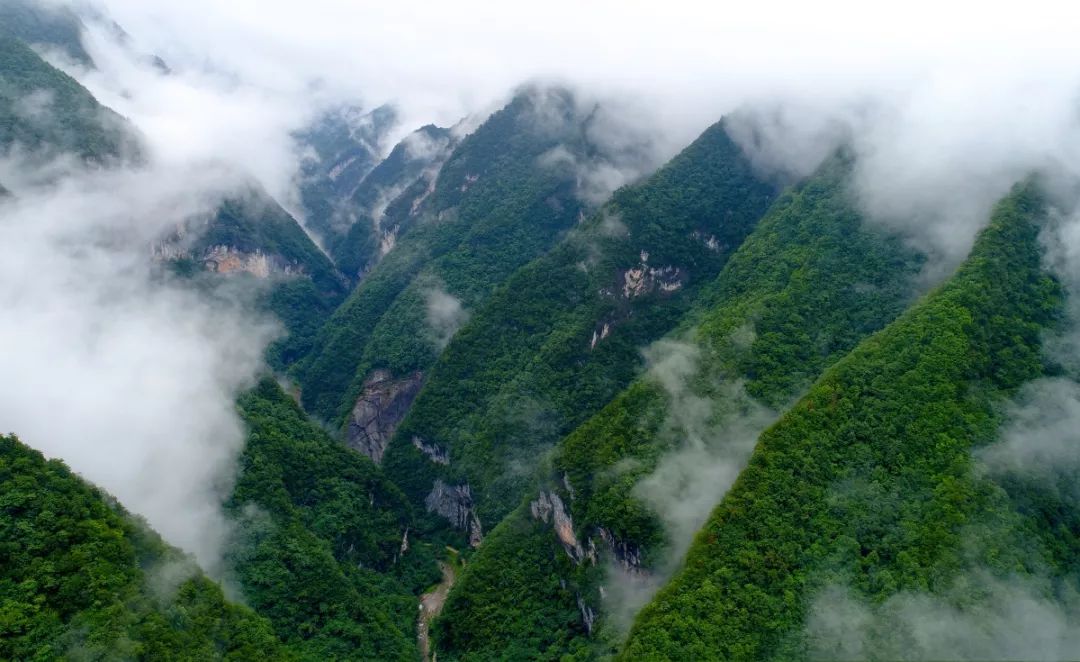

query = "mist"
[[805, 574, 1080, 661], [603, 338, 777, 632], [0, 156, 277, 573], [9, 0, 1080, 628]]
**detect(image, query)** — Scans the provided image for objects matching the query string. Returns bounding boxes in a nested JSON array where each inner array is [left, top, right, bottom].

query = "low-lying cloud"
[[0, 157, 277, 574]]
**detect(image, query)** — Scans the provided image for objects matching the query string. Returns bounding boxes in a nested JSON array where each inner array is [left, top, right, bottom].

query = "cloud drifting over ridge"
[[68, 0, 1080, 267], [0, 159, 278, 573]]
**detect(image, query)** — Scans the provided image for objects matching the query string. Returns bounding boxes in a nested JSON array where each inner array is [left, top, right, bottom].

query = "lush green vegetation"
[[176, 189, 348, 371], [433, 157, 924, 660], [621, 183, 1063, 660], [294, 88, 595, 424], [0, 0, 92, 66], [260, 277, 339, 371], [0, 33, 139, 162], [382, 119, 777, 534], [0, 434, 289, 661], [226, 379, 440, 661], [195, 191, 344, 295]]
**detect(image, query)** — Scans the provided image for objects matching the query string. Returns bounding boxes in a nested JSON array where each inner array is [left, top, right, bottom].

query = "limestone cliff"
[[345, 370, 425, 464]]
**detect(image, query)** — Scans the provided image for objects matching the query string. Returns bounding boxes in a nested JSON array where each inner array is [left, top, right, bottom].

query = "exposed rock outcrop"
[[425, 480, 483, 547], [530, 489, 593, 564], [589, 322, 612, 350], [620, 249, 684, 299], [201, 245, 306, 278], [152, 239, 309, 281], [345, 370, 424, 464], [412, 436, 450, 465], [597, 526, 644, 574], [577, 595, 596, 635]]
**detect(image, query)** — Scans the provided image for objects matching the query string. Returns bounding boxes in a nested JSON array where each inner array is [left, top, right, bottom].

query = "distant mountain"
[[382, 118, 777, 548], [0, 32, 141, 163], [295, 103, 398, 245], [152, 182, 346, 369], [293, 87, 621, 427], [329, 123, 456, 281], [0, 0, 92, 66], [0, 434, 289, 660]]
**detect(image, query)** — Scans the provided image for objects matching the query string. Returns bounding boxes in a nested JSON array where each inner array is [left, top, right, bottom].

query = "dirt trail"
[[418, 560, 456, 661]]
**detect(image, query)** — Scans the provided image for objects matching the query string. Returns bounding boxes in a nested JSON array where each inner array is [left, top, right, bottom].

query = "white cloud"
[[0, 158, 277, 573]]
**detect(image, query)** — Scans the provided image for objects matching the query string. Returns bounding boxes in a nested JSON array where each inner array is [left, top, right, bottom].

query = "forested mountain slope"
[[293, 87, 619, 429], [380, 118, 776, 544], [0, 0, 92, 66], [0, 434, 289, 661], [329, 124, 456, 281], [159, 184, 347, 371], [0, 33, 139, 163], [621, 183, 1064, 660], [223, 379, 439, 660], [432, 157, 924, 660]]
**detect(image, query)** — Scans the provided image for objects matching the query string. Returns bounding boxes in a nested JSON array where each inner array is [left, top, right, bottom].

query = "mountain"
[[157, 183, 347, 370], [380, 118, 776, 547], [0, 0, 92, 66], [621, 183, 1063, 659], [292, 87, 629, 427], [431, 156, 925, 659], [329, 123, 456, 281], [0, 434, 288, 660], [224, 379, 439, 660], [0, 32, 140, 163], [295, 104, 398, 245]]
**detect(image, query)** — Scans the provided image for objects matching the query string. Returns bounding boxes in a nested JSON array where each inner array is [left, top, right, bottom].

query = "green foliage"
[[294, 88, 593, 424], [433, 504, 597, 661], [383, 119, 777, 533], [261, 278, 338, 371], [0, 0, 92, 66], [329, 211, 381, 281], [196, 191, 343, 295], [0, 33, 139, 162], [620, 183, 1063, 660], [227, 379, 440, 660], [0, 434, 288, 661], [434, 157, 924, 660]]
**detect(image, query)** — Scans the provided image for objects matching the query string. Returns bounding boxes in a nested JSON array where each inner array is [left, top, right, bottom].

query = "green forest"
[[3, 15, 1080, 661]]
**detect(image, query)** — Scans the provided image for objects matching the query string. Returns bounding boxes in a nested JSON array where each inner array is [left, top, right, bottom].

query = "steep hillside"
[[432, 157, 924, 660], [0, 0, 91, 66], [225, 379, 440, 661], [295, 104, 397, 245], [159, 185, 346, 370], [381, 119, 776, 544], [293, 87, 618, 427], [0, 33, 139, 163], [621, 183, 1063, 660], [190, 188, 343, 294], [0, 434, 288, 660], [330, 124, 456, 281]]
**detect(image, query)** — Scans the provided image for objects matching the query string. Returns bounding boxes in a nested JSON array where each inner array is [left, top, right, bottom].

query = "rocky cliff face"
[[201, 245, 307, 278], [530, 489, 596, 565], [345, 369, 425, 464], [412, 436, 450, 465], [425, 480, 483, 547]]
